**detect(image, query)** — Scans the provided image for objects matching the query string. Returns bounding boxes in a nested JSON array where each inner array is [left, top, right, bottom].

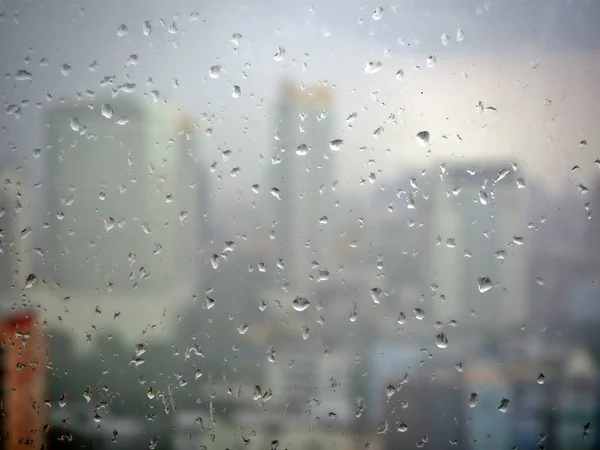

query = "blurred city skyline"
[[2, 1, 600, 450]]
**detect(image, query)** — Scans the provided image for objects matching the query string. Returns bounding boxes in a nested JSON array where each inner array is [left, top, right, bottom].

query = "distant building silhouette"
[[269, 81, 336, 293], [39, 100, 207, 343], [422, 163, 529, 326]]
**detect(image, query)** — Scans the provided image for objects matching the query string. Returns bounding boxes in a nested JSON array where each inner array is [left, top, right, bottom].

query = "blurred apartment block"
[[34, 100, 208, 347], [421, 163, 529, 327], [269, 80, 337, 295]]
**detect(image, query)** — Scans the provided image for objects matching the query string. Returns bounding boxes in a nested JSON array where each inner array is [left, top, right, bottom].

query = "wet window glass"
[[1, 0, 600, 449]]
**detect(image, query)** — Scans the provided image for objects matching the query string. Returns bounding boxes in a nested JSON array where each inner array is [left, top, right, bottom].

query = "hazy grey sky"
[[2, 0, 600, 197]]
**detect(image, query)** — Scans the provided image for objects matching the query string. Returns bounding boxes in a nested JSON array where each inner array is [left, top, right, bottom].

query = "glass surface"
[[1, 0, 600, 449]]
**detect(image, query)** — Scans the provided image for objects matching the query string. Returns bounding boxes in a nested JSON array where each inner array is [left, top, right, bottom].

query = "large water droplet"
[[536, 373, 545, 385], [59, 392, 68, 408], [372, 6, 384, 20], [273, 47, 286, 61], [477, 277, 493, 293], [364, 61, 383, 74], [143, 20, 152, 36], [329, 139, 344, 151], [426, 55, 437, 68], [209, 65, 223, 79], [292, 296, 310, 312], [101, 103, 113, 119], [117, 24, 128, 37], [416, 131, 430, 146], [468, 393, 478, 407], [498, 398, 510, 413], [296, 143, 310, 155], [479, 190, 488, 205], [435, 333, 448, 348]]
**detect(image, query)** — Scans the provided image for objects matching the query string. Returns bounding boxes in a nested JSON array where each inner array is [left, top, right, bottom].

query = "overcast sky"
[[2, 0, 600, 201]]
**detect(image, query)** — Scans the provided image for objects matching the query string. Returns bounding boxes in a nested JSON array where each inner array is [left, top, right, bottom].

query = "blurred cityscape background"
[[1, 0, 600, 449]]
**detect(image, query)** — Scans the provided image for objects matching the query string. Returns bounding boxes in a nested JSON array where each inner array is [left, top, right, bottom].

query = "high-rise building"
[[0, 163, 33, 295], [39, 100, 207, 342], [269, 81, 336, 292], [422, 163, 529, 326]]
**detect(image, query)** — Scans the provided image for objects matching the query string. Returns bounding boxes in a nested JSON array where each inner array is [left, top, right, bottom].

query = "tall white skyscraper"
[[423, 164, 529, 326], [270, 81, 336, 293], [39, 100, 207, 343]]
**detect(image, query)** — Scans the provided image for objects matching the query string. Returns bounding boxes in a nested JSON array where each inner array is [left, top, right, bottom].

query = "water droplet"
[[350, 304, 358, 322], [292, 296, 310, 312], [395, 69, 404, 80], [209, 65, 223, 79], [70, 117, 81, 132], [436, 333, 448, 348], [469, 393, 478, 407], [513, 236, 524, 245], [414, 308, 425, 320], [147, 387, 156, 399], [232, 85, 241, 98], [135, 343, 147, 357], [267, 345, 276, 363], [498, 398, 510, 413], [441, 33, 450, 46], [397, 312, 406, 325], [61, 64, 71, 76], [456, 28, 465, 42], [59, 392, 68, 408], [372, 6, 384, 20], [477, 277, 493, 293], [517, 178, 526, 188], [15, 70, 32, 81], [270, 187, 281, 200], [79, 386, 91, 405], [231, 33, 242, 46], [536, 373, 545, 384], [143, 20, 152, 36], [117, 24, 128, 37], [329, 139, 344, 151], [479, 190, 488, 205], [273, 47, 286, 61], [416, 131, 430, 146], [302, 326, 310, 340], [25, 273, 36, 289], [370, 287, 382, 304], [296, 143, 310, 155], [238, 324, 249, 335], [382, 385, 395, 401], [364, 61, 383, 74], [398, 422, 408, 432], [101, 103, 113, 119], [211, 254, 220, 269], [426, 55, 437, 68]]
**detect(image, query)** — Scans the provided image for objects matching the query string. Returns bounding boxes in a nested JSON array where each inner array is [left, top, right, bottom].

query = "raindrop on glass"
[[416, 131, 430, 146]]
